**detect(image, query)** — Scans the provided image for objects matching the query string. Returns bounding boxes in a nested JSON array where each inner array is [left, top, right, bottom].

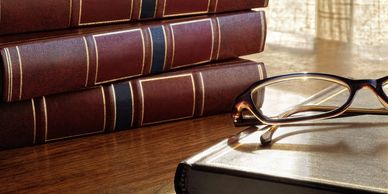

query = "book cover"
[[0, 0, 268, 35], [0, 59, 267, 149], [175, 87, 388, 194], [0, 11, 266, 102]]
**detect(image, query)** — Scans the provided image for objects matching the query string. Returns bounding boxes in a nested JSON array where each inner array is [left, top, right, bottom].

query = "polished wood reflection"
[[1, 1, 387, 193], [0, 114, 241, 193]]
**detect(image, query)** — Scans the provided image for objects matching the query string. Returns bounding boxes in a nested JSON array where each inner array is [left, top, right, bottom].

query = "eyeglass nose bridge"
[[354, 79, 377, 89], [352, 79, 388, 108]]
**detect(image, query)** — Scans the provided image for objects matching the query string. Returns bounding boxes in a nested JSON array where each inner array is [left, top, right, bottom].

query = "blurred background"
[[247, 0, 387, 78]]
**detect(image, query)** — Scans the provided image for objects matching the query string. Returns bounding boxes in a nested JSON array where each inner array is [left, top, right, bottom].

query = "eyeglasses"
[[232, 73, 388, 145]]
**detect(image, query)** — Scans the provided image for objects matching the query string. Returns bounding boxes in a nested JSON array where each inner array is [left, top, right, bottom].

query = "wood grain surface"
[[0, 114, 241, 193]]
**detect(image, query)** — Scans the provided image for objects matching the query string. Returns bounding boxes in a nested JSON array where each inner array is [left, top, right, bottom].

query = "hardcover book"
[[175, 86, 388, 194], [175, 114, 388, 194], [0, 11, 266, 102], [0, 0, 268, 35], [0, 59, 267, 149]]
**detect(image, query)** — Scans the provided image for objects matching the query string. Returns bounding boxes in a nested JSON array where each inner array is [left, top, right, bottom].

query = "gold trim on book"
[[43, 96, 48, 142], [68, 0, 73, 27], [215, 17, 221, 60], [16, 46, 23, 100], [199, 72, 205, 116], [78, 0, 134, 26], [214, 0, 219, 12], [82, 37, 90, 87], [258, 64, 264, 80], [4, 48, 13, 101], [259, 11, 266, 51], [162, 0, 210, 17], [170, 19, 214, 69], [111, 84, 117, 130], [139, 74, 196, 126], [31, 99, 37, 145], [129, 82, 135, 128], [162, 26, 168, 70], [92, 29, 145, 85], [138, 0, 143, 19], [147, 28, 154, 74], [78, 0, 83, 25], [101, 86, 107, 132]]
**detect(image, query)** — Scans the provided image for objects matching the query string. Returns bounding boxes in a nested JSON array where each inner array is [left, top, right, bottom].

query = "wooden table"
[[0, 114, 240, 193], [1, 2, 387, 193]]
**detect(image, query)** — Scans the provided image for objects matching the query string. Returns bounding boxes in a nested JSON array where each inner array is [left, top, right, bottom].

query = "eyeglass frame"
[[232, 73, 388, 144]]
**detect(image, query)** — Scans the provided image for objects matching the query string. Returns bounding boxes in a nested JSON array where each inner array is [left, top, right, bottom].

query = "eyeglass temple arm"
[[259, 105, 388, 145], [235, 105, 388, 127]]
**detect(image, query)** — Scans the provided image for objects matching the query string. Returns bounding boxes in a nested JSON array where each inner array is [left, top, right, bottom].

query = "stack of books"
[[0, 0, 268, 149]]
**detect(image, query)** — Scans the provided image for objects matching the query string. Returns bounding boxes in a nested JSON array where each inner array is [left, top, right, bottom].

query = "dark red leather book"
[[0, 59, 267, 149], [0, 11, 266, 102], [0, 0, 268, 35]]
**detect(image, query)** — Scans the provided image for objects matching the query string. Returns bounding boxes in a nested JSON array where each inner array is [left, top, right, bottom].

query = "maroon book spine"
[[0, 0, 268, 35], [0, 11, 267, 102], [0, 59, 266, 149]]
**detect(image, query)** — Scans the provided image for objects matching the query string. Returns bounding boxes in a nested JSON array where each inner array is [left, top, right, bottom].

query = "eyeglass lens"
[[251, 77, 351, 120]]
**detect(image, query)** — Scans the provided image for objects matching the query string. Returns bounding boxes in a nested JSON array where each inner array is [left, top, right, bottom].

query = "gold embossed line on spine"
[[111, 84, 117, 130], [140, 29, 146, 75], [147, 28, 154, 74], [4, 48, 13, 102], [91, 35, 99, 84], [214, 0, 219, 12], [68, 0, 73, 27], [138, 0, 143, 19], [43, 96, 48, 142], [162, 26, 168, 70], [129, 82, 135, 128], [101, 86, 107, 132], [199, 72, 205, 116], [215, 17, 221, 60], [31, 99, 37, 145], [82, 37, 90, 87], [258, 64, 264, 80], [16, 46, 23, 100], [259, 11, 266, 52]]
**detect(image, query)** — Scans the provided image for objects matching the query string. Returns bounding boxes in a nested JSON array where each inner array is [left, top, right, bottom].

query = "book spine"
[[0, 60, 266, 149], [0, 11, 267, 102], [0, 0, 268, 35]]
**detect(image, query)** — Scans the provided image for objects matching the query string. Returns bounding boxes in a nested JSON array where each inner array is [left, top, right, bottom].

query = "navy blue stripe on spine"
[[140, 0, 157, 19], [114, 83, 133, 131], [150, 26, 166, 74]]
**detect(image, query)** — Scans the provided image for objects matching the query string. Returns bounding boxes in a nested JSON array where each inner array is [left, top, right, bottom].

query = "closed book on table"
[[0, 0, 268, 35], [175, 113, 388, 194], [0, 59, 267, 149], [0, 11, 266, 102]]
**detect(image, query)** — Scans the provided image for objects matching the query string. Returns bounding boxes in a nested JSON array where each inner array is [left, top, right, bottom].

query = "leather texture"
[[0, 59, 266, 149], [0, 11, 267, 102], [0, 0, 268, 35]]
